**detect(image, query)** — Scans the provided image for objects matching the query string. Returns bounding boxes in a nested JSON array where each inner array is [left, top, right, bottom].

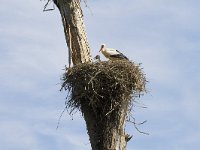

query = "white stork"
[[99, 44, 129, 60]]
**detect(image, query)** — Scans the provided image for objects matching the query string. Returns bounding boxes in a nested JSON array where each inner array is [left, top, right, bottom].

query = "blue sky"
[[0, 0, 200, 149]]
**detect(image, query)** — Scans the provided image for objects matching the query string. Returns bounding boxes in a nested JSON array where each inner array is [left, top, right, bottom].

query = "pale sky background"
[[1, 0, 200, 150]]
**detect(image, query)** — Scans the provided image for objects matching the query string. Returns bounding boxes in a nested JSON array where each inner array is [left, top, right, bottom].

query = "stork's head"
[[99, 44, 106, 52], [94, 55, 100, 60]]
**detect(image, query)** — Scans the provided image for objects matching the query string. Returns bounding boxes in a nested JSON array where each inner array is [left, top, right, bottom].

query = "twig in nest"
[[56, 107, 67, 130], [127, 115, 149, 135], [133, 99, 148, 109], [88, 70, 101, 84], [93, 90, 104, 99], [105, 102, 120, 116]]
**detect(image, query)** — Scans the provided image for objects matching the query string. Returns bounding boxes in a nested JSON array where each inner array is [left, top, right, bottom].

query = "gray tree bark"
[[54, 0, 92, 65], [54, 1, 128, 149], [80, 98, 128, 150]]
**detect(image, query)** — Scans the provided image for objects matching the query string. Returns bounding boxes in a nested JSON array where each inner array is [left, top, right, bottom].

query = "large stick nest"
[[61, 60, 147, 116]]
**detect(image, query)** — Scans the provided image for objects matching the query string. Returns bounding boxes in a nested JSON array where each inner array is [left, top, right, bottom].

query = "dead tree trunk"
[[80, 97, 129, 150], [54, 0, 92, 65], [53, 1, 133, 150]]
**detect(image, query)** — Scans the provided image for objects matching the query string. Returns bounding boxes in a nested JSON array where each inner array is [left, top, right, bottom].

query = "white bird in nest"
[[99, 44, 129, 61]]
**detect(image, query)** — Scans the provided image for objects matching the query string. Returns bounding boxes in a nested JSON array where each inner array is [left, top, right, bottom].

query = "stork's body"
[[99, 44, 128, 60]]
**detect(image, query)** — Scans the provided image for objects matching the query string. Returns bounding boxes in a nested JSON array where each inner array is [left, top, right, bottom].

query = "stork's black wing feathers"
[[110, 50, 129, 60], [110, 54, 129, 60]]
